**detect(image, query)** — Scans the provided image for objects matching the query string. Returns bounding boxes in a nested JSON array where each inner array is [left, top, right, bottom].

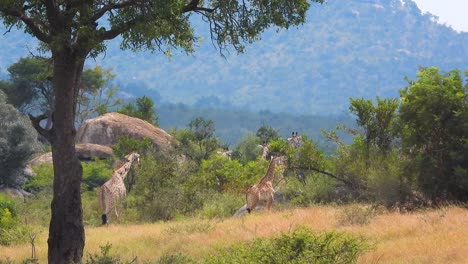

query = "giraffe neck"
[[258, 158, 277, 185], [113, 160, 134, 181]]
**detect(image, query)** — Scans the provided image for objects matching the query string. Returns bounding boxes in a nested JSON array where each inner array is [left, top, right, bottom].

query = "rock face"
[[28, 152, 53, 167], [75, 143, 113, 160], [76, 112, 173, 148]]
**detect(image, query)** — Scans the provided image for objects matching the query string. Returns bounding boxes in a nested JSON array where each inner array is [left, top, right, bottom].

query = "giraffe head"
[[125, 152, 140, 165]]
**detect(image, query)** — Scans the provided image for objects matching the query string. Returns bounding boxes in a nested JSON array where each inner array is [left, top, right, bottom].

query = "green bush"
[[197, 192, 244, 219], [0, 91, 40, 186], [23, 164, 54, 193], [85, 243, 127, 264], [203, 227, 366, 264], [0, 194, 18, 229], [112, 136, 154, 158], [82, 160, 113, 191], [282, 174, 337, 206]]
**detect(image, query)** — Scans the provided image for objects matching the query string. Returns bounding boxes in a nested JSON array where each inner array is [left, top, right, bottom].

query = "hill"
[[1, 0, 467, 115]]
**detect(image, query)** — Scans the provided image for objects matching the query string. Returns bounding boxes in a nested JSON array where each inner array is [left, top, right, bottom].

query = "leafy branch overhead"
[[1, 0, 322, 56]]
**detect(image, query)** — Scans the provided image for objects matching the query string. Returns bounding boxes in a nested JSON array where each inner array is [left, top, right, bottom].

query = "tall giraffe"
[[98, 152, 140, 225], [246, 156, 285, 213]]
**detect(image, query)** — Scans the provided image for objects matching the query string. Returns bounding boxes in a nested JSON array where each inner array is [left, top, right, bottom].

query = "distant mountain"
[[1, 0, 467, 115]]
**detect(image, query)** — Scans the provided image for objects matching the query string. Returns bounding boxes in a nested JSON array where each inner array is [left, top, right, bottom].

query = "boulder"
[[28, 152, 53, 167], [76, 112, 173, 149], [0, 186, 33, 199], [75, 143, 113, 160]]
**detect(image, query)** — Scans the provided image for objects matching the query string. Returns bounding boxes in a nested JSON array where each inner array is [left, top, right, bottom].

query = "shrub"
[[203, 227, 366, 264], [0, 194, 18, 229], [85, 243, 127, 264], [112, 136, 154, 158], [82, 160, 112, 191], [197, 192, 244, 219], [0, 91, 40, 187], [337, 204, 376, 226], [23, 164, 54, 193]]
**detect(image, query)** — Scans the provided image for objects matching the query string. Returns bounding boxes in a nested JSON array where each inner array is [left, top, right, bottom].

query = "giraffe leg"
[[114, 206, 120, 224]]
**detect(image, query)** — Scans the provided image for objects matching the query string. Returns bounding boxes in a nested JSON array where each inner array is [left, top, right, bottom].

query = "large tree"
[[1, 0, 323, 262]]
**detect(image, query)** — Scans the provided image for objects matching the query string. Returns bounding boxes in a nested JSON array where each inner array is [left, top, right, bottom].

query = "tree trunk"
[[47, 52, 85, 264]]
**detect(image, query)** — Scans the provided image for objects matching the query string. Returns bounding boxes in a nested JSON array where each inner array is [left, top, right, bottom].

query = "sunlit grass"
[[1, 205, 467, 263]]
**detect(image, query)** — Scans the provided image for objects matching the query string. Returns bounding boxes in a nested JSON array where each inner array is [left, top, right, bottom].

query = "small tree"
[[399, 67, 468, 201], [118, 95, 158, 125], [0, 91, 40, 187], [256, 124, 280, 143]]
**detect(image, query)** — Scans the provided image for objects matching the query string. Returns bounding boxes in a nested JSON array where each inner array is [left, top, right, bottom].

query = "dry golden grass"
[[1, 205, 467, 263]]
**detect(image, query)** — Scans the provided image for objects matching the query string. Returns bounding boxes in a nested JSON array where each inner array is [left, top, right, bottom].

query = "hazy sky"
[[412, 0, 468, 32]]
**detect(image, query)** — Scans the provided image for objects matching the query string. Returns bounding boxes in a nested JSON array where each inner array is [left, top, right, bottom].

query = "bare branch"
[[289, 166, 365, 189]]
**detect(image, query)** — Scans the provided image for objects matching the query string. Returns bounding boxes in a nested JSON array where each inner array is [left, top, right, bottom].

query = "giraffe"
[[216, 147, 233, 159], [288, 131, 304, 148], [246, 156, 285, 213], [98, 152, 140, 225], [259, 141, 270, 160]]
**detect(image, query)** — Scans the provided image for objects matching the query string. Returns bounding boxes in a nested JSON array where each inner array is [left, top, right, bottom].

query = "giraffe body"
[[246, 156, 285, 213], [98, 152, 140, 225]]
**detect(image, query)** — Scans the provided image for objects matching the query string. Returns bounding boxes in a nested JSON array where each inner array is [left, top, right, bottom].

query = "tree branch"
[[289, 166, 365, 189], [90, 0, 138, 23], [0, 7, 51, 43], [182, 0, 216, 13], [97, 18, 140, 41], [29, 114, 53, 141]]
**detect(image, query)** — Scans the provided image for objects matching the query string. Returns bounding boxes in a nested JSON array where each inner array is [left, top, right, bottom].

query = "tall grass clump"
[[203, 227, 366, 264]]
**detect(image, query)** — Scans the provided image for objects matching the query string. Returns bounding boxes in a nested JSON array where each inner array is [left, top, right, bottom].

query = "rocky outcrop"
[[75, 143, 113, 160], [76, 112, 173, 149]]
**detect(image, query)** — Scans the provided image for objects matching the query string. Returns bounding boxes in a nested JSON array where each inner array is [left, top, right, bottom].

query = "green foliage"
[[349, 97, 399, 155], [192, 155, 259, 193], [23, 164, 54, 194], [117, 96, 158, 125], [269, 138, 289, 156], [197, 192, 244, 219], [204, 227, 366, 264], [282, 175, 336, 206], [0, 92, 40, 186], [232, 134, 262, 163], [112, 136, 154, 158], [173, 117, 223, 164], [129, 155, 199, 221], [256, 125, 280, 143], [0, 194, 18, 229], [82, 161, 113, 191], [0, 57, 52, 113], [85, 243, 129, 264], [399, 67, 468, 201], [77, 66, 122, 125]]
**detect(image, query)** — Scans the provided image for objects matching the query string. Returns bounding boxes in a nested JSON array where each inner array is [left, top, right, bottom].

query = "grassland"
[[1, 205, 467, 263]]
